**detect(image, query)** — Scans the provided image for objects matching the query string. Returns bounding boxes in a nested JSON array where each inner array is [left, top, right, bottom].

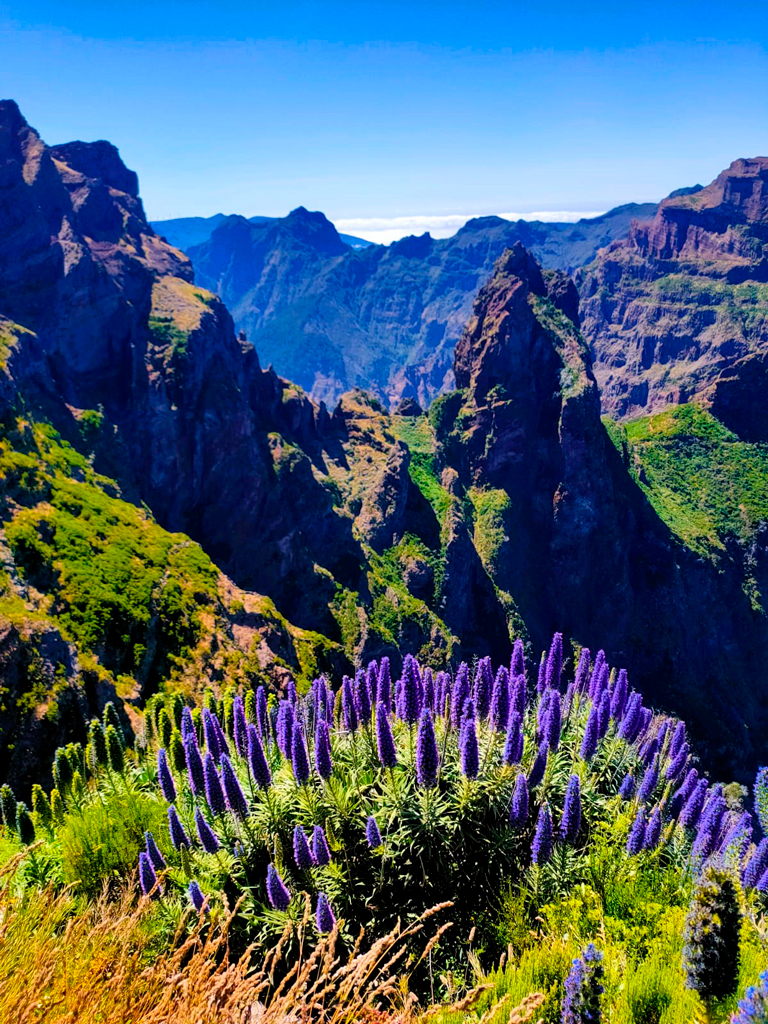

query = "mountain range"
[[2, 98, 768, 794]]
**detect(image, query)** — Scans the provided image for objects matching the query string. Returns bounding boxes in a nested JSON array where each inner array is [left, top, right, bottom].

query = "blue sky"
[[2, 1, 767, 241]]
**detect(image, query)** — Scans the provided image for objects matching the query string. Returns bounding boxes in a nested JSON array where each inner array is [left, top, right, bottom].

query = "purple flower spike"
[[561, 775, 582, 842], [366, 815, 383, 848], [644, 807, 663, 850], [341, 677, 358, 734], [543, 689, 562, 752], [510, 674, 526, 718], [139, 851, 161, 899], [422, 668, 435, 712], [679, 779, 709, 830], [528, 741, 549, 789], [618, 693, 642, 742], [188, 880, 208, 913], [459, 709, 479, 780], [157, 748, 176, 804], [247, 723, 272, 790], [266, 864, 291, 910], [276, 700, 296, 757], [669, 720, 686, 760], [316, 892, 336, 933], [619, 773, 635, 800], [401, 655, 422, 724], [666, 744, 689, 782], [509, 773, 529, 828], [503, 711, 524, 765], [312, 824, 332, 867], [609, 669, 628, 720], [511, 638, 525, 679], [233, 696, 248, 757], [531, 803, 553, 864], [670, 768, 699, 819], [203, 752, 226, 817], [744, 838, 768, 889], [291, 723, 310, 784], [416, 708, 439, 788], [451, 664, 469, 730], [180, 705, 195, 740], [377, 657, 392, 712], [627, 807, 647, 855], [490, 666, 510, 732], [588, 650, 606, 702], [293, 825, 315, 870], [195, 808, 221, 854], [536, 652, 546, 694], [168, 805, 191, 850], [545, 632, 563, 691], [574, 648, 591, 694], [145, 830, 166, 871], [355, 669, 372, 723], [202, 709, 221, 762], [637, 756, 660, 805], [314, 718, 333, 781], [184, 733, 205, 796], [220, 754, 249, 818], [596, 689, 611, 739], [256, 686, 268, 740], [473, 657, 493, 720], [580, 706, 599, 762], [375, 702, 398, 768]]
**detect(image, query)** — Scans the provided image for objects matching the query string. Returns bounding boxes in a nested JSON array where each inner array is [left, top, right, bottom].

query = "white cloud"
[[335, 210, 607, 245]]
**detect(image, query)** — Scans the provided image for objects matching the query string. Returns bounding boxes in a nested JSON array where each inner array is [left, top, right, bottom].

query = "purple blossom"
[[266, 864, 291, 910], [365, 662, 379, 708], [531, 803, 553, 864], [157, 748, 176, 804], [537, 687, 552, 736], [580, 706, 599, 762], [666, 745, 690, 782], [416, 709, 439, 788], [375, 702, 398, 768], [596, 690, 611, 739], [528, 741, 548, 789], [180, 705, 195, 740], [291, 723, 310, 784], [503, 712, 524, 765], [679, 779, 709, 830], [588, 650, 606, 702], [366, 816, 382, 848], [145, 830, 166, 871], [545, 632, 563, 691], [212, 713, 231, 760], [644, 807, 663, 850], [195, 808, 220, 854], [472, 657, 493, 720], [293, 825, 315, 870], [510, 638, 525, 679], [669, 720, 686, 760], [617, 693, 642, 742], [184, 732, 205, 796], [619, 773, 635, 800], [220, 754, 249, 818], [690, 825, 716, 869], [536, 652, 546, 694], [610, 669, 628, 720], [574, 648, 591, 694], [202, 708, 220, 762], [256, 686, 269, 740], [312, 825, 332, 866], [276, 700, 296, 757], [401, 655, 422, 724], [233, 696, 248, 757], [247, 723, 272, 790], [731, 970, 768, 1024], [168, 805, 191, 850], [561, 775, 582, 843], [139, 851, 161, 899], [451, 664, 470, 730], [377, 657, 392, 712], [436, 671, 451, 718], [422, 668, 435, 712], [670, 768, 699, 819], [316, 892, 336, 933], [698, 792, 726, 845], [510, 674, 526, 718], [355, 669, 372, 723], [188, 880, 208, 913], [562, 944, 604, 1024], [637, 756, 660, 805], [459, 708, 479, 780], [314, 718, 333, 781], [509, 773, 529, 828], [543, 689, 562, 752], [203, 752, 226, 817], [626, 807, 646, 855], [744, 839, 768, 889], [341, 677, 358, 734]]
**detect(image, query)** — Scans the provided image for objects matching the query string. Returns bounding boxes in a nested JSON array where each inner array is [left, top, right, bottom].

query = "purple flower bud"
[[312, 825, 331, 867], [666, 745, 689, 782], [157, 748, 176, 804], [377, 657, 392, 712], [375, 702, 398, 768], [139, 851, 161, 898], [510, 638, 525, 679], [256, 686, 269, 740], [510, 674, 526, 718], [355, 669, 372, 723], [545, 632, 563, 691], [365, 661, 378, 706], [314, 718, 333, 781], [202, 708, 221, 762], [422, 668, 435, 712], [644, 807, 662, 850], [528, 741, 549, 789], [145, 830, 166, 871], [637, 756, 660, 805], [669, 720, 686, 760], [532, 803, 553, 864], [451, 664, 470, 730], [291, 723, 310, 784], [266, 864, 291, 910], [574, 648, 591, 694], [536, 687, 552, 736], [168, 805, 190, 850], [184, 732, 205, 796], [220, 754, 249, 818], [619, 773, 635, 800], [580, 706, 599, 762], [203, 752, 226, 817], [627, 807, 646, 855], [561, 775, 582, 842], [293, 825, 315, 870], [316, 892, 336, 933], [401, 655, 422, 724], [276, 701, 295, 757], [588, 650, 606, 702], [459, 709, 479, 780], [195, 808, 220, 854], [609, 669, 628, 720], [509, 773, 529, 827], [490, 666, 510, 732], [618, 693, 642, 742], [543, 689, 562, 752], [366, 815, 382, 848], [188, 880, 208, 913], [679, 779, 709, 830], [503, 711, 524, 765], [247, 723, 272, 790], [473, 657, 493, 720], [596, 690, 611, 739], [670, 768, 699, 818], [233, 696, 248, 757], [416, 709, 439, 788], [341, 677, 358, 733], [698, 792, 726, 843], [180, 705, 195, 740]]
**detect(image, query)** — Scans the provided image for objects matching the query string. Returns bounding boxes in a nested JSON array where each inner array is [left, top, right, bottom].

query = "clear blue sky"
[[2, 1, 767, 240]]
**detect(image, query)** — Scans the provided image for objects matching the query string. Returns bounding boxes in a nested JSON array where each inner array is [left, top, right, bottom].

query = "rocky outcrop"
[[578, 157, 768, 419]]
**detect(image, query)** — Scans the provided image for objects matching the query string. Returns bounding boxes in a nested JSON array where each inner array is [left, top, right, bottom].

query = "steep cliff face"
[[579, 158, 768, 419]]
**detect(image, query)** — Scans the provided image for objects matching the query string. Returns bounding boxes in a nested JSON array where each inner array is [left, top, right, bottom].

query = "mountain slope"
[[187, 202, 658, 408], [578, 158, 768, 419], [152, 212, 372, 252]]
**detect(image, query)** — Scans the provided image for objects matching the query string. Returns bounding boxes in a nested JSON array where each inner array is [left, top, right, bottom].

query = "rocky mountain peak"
[[49, 139, 140, 197], [283, 205, 348, 255]]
